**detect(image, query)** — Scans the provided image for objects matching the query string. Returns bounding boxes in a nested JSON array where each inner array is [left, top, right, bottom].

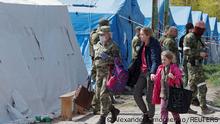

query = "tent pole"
[[164, 0, 169, 27], [152, 0, 159, 38]]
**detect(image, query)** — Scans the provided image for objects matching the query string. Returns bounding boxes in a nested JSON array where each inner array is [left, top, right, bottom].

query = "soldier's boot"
[[93, 109, 100, 115], [91, 105, 100, 115], [110, 106, 120, 123], [187, 108, 197, 114], [141, 113, 153, 124], [91, 98, 100, 115], [191, 97, 200, 106], [201, 107, 215, 115], [96, 116, 106, 124]]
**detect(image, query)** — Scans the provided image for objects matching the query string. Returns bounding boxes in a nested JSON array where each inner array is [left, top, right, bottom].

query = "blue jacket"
[[127, 37, 161, 87]]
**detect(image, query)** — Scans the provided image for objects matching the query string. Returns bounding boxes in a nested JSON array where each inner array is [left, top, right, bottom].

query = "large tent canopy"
[[192, 11, 202, 25], [202, 13, 211, 38], [218, 22, 220, 41], [209, 17, 219, 41], [208, 18, 220, 63], [61, 0, 145, 71], [137, 0, 152, 26], [170, 6, 193, 38], [137, 0, 175, 30], [0, 2, 87, 123]]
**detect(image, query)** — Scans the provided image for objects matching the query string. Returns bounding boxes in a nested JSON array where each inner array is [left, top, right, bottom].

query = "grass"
[[203, 64, 220, 86], [203, 64, 220, 107]]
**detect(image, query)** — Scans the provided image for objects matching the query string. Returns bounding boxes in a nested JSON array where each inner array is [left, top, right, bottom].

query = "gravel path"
[[55, 86, 220, 124]]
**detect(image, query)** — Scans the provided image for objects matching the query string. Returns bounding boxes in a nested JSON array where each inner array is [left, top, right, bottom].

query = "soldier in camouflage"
[[90, 19, 109, 114], [132, 26, 142, 62], [183, 21, 215, 115], [179, 23, 194, 88], [159, 25, 170, 46], [94, 26, 120, 124], [90, 19, 109, 81], [162, 26, 179, 65]]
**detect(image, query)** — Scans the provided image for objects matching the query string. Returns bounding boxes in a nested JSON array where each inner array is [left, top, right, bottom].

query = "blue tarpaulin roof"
[[217, 22, 220, 41], [202, 13, 211, 38], [66, 0, 145, 72], [138, 0, 152, 19], [137, 0, 175, 30], [209, 17, 218, 41], [170, 6, 192, 38], [192, 11, 202, 25]]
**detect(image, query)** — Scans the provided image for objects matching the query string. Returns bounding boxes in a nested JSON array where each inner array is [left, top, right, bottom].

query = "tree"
[[171, 0, 220, 20]]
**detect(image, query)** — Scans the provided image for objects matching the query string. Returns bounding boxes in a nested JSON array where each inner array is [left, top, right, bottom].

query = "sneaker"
[[188, 108, 197, 114], [202, 107, 215, 115]]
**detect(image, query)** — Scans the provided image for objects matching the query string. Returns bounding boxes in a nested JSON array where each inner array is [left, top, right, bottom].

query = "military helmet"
[[98, 26, 111, 34], [99, 19, 109, 26]]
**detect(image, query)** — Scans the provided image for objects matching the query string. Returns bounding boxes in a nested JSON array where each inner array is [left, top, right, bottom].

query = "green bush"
[[203, 64, 220, 86]]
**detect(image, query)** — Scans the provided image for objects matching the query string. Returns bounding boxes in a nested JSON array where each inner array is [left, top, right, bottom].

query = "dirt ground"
[[54, 85, 220, 124]]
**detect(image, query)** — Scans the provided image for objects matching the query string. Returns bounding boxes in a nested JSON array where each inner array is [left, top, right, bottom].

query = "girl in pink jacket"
[[151, 50, 182, 124]]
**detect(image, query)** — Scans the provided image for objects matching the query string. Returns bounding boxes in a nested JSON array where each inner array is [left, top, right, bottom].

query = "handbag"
[[74, 76, 94, 109], [114, 57, 128, 84], [167, 86, 193, 113], [106, 57, 128, 93]]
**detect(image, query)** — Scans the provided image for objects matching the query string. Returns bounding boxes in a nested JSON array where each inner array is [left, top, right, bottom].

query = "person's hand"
[[200, 52, 208, 58], [168, 73, 175, 79], [150, 74, 156, 81], [100, 52, 109, 60]]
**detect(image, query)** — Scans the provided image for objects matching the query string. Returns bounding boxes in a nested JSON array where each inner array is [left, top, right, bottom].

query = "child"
[[152, 50, 182, 124]]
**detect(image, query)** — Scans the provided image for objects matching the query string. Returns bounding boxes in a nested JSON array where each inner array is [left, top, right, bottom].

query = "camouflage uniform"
[[93, 39, 119, 117], [182, 55, 189, 87], [132, 35, 142, 61], [159, 35, 167, 46], [162, 36, 179, 64], [90, 28, 100, 81], [90, 29, 99, 113], [183, 32, 207, 109], [159, 25, 170, 47]]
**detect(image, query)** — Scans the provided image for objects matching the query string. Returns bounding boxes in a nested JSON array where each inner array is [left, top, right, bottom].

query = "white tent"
[[0, 3, 88, 123]]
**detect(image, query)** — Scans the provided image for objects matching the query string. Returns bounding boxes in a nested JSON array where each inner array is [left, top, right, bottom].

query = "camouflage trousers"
[[91, 61, 98, 110], [91, 61, 96, 81], [92, 67, 112, 117], [183, 60, 188, 88], [187, 63, 207, 109]]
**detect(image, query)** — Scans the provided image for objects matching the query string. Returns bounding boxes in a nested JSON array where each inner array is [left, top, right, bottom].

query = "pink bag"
[[106, 57, 128, 93], [106, 75, 127, 93]]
